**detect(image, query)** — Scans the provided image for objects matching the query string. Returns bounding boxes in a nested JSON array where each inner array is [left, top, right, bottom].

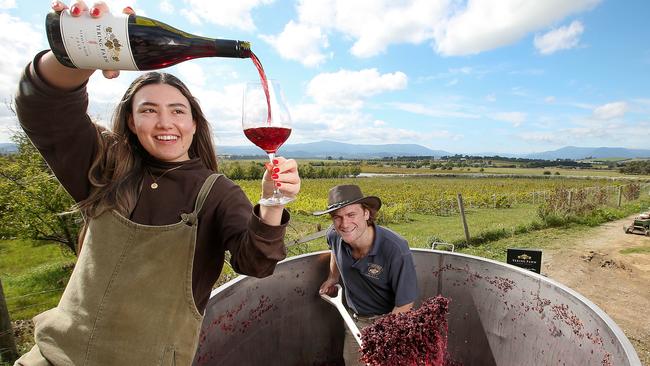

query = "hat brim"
[[312, 196, 382, 216]]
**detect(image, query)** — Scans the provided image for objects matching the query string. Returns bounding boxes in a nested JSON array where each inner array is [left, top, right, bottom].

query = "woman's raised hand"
[[50, 1, 135, 79], [262, 157, 301, 203]]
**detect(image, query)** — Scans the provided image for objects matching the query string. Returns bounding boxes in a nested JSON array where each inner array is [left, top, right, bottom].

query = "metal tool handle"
[[320, 284, 362, 346]]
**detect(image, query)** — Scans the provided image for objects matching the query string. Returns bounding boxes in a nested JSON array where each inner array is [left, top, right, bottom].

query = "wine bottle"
[[45, 10, 251, 71]]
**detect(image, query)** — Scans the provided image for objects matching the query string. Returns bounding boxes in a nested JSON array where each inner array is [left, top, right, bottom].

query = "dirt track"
[[543, 215, 650, 365]]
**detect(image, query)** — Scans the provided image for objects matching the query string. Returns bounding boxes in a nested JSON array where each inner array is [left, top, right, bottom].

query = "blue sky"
[[1, 0, 648, 154]]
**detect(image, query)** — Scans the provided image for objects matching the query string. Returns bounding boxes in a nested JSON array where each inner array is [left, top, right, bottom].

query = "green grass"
[[457, 225, 590, 262], [386, 205, 539, 248], [620, 246, 650, 255], [0, 239, 75, 320]]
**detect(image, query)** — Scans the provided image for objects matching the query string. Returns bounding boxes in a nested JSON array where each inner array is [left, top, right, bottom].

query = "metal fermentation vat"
[[192, 249, 641, 366]]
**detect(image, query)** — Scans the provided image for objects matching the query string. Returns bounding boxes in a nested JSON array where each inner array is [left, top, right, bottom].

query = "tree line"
[[619, 160, 650, 175], [220, 161, 361, 180]]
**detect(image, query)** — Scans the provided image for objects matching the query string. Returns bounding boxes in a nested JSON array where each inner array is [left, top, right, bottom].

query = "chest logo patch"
[[365, 263, 383, 279]]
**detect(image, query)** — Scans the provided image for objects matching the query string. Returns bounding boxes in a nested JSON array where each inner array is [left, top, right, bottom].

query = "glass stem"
[[268, 152, 281, 199]]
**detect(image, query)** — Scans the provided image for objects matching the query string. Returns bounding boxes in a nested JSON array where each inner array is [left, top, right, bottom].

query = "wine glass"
[[242, 80, 294, 206]]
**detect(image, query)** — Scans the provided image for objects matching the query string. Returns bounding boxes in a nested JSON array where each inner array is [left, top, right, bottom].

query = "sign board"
[[507, 248, 542, 274]]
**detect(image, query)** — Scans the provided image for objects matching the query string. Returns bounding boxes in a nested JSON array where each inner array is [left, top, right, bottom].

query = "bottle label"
[[60, 11, 138, 70]]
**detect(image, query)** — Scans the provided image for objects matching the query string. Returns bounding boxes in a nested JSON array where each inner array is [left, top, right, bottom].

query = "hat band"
[[327, 199, 352, 210]]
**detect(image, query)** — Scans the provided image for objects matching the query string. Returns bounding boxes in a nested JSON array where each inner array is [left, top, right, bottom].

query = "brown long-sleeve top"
[[15, 51, 289, 312]]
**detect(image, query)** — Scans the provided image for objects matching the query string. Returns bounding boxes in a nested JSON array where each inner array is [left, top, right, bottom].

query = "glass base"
[[259, 195, 295, 206]]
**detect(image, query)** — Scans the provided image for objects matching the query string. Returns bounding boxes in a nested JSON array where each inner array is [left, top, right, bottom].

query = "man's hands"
[[319, 277, 340, 297]]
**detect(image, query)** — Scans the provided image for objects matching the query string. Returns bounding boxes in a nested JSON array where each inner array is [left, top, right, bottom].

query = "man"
[[314, 184, 418, 366]]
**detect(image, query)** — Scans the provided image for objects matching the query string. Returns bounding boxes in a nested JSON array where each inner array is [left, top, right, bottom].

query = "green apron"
[[15, 174, 222, 366]]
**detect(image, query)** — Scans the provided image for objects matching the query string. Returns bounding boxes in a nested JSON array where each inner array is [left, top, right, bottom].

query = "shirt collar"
[[367, 225, 382, 257]]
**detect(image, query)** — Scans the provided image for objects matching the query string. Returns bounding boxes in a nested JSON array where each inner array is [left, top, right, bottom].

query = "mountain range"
[[219, 141, 650, 160], [219, 140, 450, 159], [520, 146, 650, 160], [2, 141, 649, 160]]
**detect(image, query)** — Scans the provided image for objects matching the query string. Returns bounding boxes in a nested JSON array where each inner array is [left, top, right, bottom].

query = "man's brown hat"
[[312, 184, 381, 216]]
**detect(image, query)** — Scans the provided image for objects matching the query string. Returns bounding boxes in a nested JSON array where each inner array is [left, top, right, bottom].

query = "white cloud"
[[518, 132, 560, 143], [490, 112, 527, 127], [545, 96, 556, 103], [180, 8, 202, 25], [293, 0, 447, 58], [435, 0, 599, 56], [517, 121, 648, 148], [307, 69, 407, 108], [270, 0, 600, 63], [0, 0, 15, 9], [445, 78, 458, 87], [176, 62, 206, 87], [288, 99, 460, 145], [179, 0, 273, 31], [485, 94, 497, 102], [0, 13, 43, 104], [392, 102, 480, 119], [260, 21, 329, 67], [160, 0, 174, 14], [593, 101, 627, 120], [534, 21, 585, 55]]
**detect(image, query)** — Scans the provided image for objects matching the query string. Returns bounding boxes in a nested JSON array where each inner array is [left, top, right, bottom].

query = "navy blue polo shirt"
[[327, 225, 418, 316]]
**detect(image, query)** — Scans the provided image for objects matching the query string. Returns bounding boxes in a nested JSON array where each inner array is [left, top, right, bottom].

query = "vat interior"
[[192, 250, 635, 366]]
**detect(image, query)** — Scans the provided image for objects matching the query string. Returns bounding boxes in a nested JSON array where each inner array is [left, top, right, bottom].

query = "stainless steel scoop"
[[319, 284, 362, 346]]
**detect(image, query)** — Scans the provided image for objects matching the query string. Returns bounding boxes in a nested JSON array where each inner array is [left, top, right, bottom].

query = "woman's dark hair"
[[75, 72, 218, 221]]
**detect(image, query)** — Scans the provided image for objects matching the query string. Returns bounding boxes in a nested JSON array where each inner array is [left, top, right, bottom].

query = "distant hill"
[[523, 146, 650, 160], [0, 143, 17, 154], [220, 140, 450, 159], [2, 140, 648, 160]]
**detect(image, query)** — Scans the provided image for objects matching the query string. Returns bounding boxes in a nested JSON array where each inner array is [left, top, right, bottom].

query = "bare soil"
[[543, 215, 650, 365]]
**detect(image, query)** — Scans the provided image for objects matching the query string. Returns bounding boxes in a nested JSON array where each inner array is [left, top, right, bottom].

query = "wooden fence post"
[[568, 190, 573, 210], [457, 193, 471, 244], [0, 278, 18, 364], [618, 186, 623, 207]]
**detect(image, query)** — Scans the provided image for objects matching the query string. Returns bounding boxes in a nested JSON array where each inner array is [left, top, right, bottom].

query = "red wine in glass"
[[243, 55, 294, 205], [243, 127, 292, 154]]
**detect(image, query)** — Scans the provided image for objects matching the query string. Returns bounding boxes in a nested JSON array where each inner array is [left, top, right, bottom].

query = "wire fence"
[[404, 182, 650, 217]]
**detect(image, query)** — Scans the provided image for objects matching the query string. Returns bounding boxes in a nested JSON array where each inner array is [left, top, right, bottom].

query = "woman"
[[14, 2, 300, 365]]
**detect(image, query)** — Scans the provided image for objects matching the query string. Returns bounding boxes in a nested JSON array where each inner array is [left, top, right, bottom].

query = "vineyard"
[[236, 176, 650, 222]]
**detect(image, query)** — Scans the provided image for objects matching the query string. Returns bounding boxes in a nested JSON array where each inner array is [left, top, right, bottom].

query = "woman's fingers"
[[69, 1, 88, 16], [123, 5, 135, 15], [51, 1, 68, 12], [272, 157, 300, 196], [101, 70, 120, 79], [88, 1, 109, 17]]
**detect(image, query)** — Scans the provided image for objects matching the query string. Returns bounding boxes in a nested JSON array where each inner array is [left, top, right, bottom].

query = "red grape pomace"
[[360, 295, 459, 366]]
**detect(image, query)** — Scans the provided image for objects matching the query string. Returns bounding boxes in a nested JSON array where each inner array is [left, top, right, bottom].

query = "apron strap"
[[181, 173, 222, 226]]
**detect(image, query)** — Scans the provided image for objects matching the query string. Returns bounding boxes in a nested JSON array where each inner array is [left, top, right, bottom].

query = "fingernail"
[[90, 7, 100, 17], [272, 159, 279, 165], [276, 182, 282, 187], [70, 5, 81, 15], [271, 174, 279, 180], [124, 6, 134, 12], [273, 167, 280, 173]]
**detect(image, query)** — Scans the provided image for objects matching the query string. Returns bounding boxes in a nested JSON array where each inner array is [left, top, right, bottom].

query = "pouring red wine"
[[242, 53, 294, 206]]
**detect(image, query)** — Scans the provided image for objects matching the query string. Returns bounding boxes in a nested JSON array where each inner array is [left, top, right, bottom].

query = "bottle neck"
[[213, 39, 251, 58]]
